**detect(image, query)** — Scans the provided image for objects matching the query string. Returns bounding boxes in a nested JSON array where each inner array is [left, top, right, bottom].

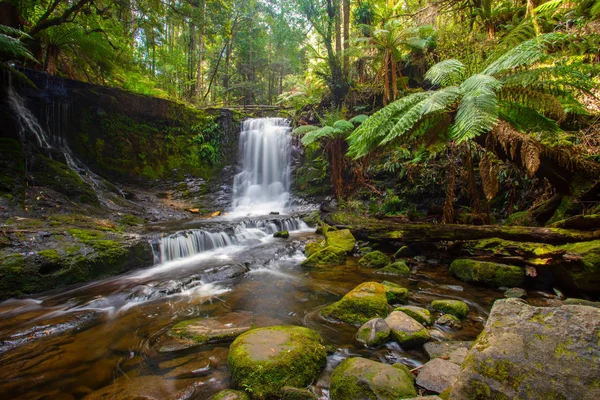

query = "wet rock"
[[563, 298, 600, 307], [450, 298, 600, 400], [356, 318, 391, 347], [209, 390, 249, 400], [377, 261, 410, 276], [273, 230, 290, 238], [423, 341, 473, 365], [228, 326, 327, 399], [358, 251, 391, 269], [504, 287, 527, 298], [430, 300, 468, 319], [83, 375, 199, 399], [320, 282, 389, 326], [381, 281, 409, 304], [435, 314, 462, 330], [394, 306, 432, 326], [395, 246, 416, 258], [416, 358, 461, 394], [324, 229, 356, 253], [385, 311, 430, 347], [301, 246, 346, 268], [449, 259, 524, 288], [304, 240, 325, 257], [330, 357, 417, 400], [281, 386, 317, 400]]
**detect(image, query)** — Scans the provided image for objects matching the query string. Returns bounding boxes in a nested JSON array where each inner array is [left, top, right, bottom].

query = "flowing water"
[[0, 117, 531, 399]]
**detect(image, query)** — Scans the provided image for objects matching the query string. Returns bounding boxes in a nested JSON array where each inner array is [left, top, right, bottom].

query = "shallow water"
[[0, 219, 530, 399]]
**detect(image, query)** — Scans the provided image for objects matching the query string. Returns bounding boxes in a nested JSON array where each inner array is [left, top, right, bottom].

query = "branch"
[[29, 0, 94, 36]]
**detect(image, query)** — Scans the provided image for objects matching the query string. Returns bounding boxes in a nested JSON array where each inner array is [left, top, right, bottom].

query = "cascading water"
[[231, 118, 292, 216]]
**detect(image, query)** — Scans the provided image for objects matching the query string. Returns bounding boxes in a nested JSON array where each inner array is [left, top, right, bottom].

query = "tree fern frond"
[[498, 100, 562, 134], [292, 125, 318, 136], [535, 0, 566, 14], [301, 126, 342, 146], [349, 114, 368, 125], [0, 34, 36, 62], [332, 119, 354, 133], [424, 59, 466, 87], [499, 86, 565, 120], [498, 21, 536, 50]]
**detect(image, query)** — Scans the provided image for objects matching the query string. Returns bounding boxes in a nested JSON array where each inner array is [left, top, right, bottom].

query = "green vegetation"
[[431, 299, 469, 319], [320, 282, 389, 326]]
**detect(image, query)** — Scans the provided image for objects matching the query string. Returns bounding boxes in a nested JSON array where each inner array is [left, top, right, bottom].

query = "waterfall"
[[6, 85, 52, 149], [231, 118, 292, 216]]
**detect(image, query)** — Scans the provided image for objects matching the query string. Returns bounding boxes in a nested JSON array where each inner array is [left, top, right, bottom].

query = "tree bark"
[[343, 0, 350, 76]]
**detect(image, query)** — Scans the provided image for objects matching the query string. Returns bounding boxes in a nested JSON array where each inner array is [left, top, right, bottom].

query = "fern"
[[349, 114, 369, 125], [332, 119, 354, 133], [292, 125, 318, 136], [301, 126, 342, 146], [499, 101, 561, 134], [424, 59, 466, 87]]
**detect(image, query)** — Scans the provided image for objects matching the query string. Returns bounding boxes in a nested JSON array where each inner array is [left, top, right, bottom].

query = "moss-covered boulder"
[[435, 314, 462, 330], [209, 390, 250, 400], [304, 240, 325, 257], [301, 246, 346, 268], [385, 311, 430, 347], [449, 259, 524, 288], [274, 230, 289, 238], [381, 281, 409, 304], [330, 357, 417, 399], [394, 306, 432, 326], [281, 386, 317, 400], [431, 300, 469, 319], [228, 326, 327, 399], [450, 298, 600, 400], [356, 318, 391, 347], [320, 282, 389, 326], [325, 229, 356, 253], [359, 251, 391, 269], [377, 261, 410, 276]]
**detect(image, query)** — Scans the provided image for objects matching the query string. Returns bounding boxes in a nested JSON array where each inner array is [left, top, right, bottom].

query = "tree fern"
[[424, 59, 466, 87], [301, 126, 342, 146], [499, 101, 561, 135], [332, 119, 354, 133], [349, 114, 368, 125], [292, 125, 319, 136]]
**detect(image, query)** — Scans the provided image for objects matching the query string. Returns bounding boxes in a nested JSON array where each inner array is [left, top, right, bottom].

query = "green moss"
[[1, 254, 24, 273], [449, 259, 524, 288], [390, 325, 430, 347], [304, 240, 325, 257], [376, 261, 410, 276], [504, 211, 534, 226], [118, 214, 145, 226], [393, 306, 432, 325], [476, 358, 525, 391], [274, 230, 290, 238], [38, 249, 62, 264], [301, 246, 346, 268], [320, 282, 389, 326], [324, 229, 356, 253], [380, 281, 409, 304], [32, 156, 99, 205], [431, 299, 469, 319], [359, 251, 391, 269], [67, 229, 106, 242], [210, 390, 249, 400]]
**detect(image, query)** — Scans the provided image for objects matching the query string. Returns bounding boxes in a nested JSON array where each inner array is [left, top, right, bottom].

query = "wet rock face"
[[227, 326, 327, 399], [320, 282, 389, 326], [329, 357, 417, 400], [450, 298, 600, 400]]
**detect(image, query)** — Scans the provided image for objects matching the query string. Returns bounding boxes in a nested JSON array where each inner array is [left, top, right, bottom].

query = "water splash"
[[231, 118, 292, 216], [6, 85, 52, 148]]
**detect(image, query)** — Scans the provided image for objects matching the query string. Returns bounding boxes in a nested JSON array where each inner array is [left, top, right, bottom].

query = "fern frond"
[[499, 86, 565, 120], [0, 34, 36, 62], [292, 125, 318, 136], [332, 119, 354, 133], [301, 126, 342, 146], [499, 21, 536, 49], [535, 0, 566, 14], [424, 59, 466, 87], [349, 114, 368, 125], [498, 101, 561, 134]]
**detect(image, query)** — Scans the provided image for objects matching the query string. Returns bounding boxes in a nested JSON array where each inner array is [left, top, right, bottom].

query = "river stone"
[[209, 389, 250, 400], [381, 281, 409, 304], [416, 358, 461, 393], [385, 311, 430, 347], [325, 229, 356, 253], [281, 386, 317, 399], [430, 299, 468, 319], [273, 230, 289, 238], [449, 298, 600, 400], [394, 305, 433, 325], [330, 357, 417, 399], [356, 317, 391, 347], [304, 240, 325, 257], [301, 245, 346, 268], [228, 326, 327, 399], [435, 314, 463, 330], [359, 251, 392, 269], [449, 259, 524, 288], [423, 341, 473, 365], [320, 282, 389, 326], [377, 261, 411, 276], [504, 287, 527, 298]]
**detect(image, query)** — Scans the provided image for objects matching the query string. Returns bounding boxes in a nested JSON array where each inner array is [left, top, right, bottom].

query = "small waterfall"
[[231, 118, 292, 216], [153, 217, 308, 262], [6, 85, 52, 149]]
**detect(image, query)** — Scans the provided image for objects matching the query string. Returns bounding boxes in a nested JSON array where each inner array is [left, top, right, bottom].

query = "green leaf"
[[301, 126, 342, 146], [425, 59, 466, 87], [292, 125, 319, 136]]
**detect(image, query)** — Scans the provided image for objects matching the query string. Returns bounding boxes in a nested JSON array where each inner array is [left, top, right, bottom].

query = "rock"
[[449, 298, 600, 400], [404, 397, 442, 400], [563, 298, 600, 307], [274, 230, 290, 238], [557, 240, 600, 292], [435, 314, 462, 330], [416, 358, 461, 394], [209, 390, 249, 400], [394, 306, 433, 325], [301, 246, 346, 268], [228, 326, 327, 399], [359, 251, 392, 269], [320, 282, 389, 326], [324, 229, 356, 253], [504, 287, 527, 298], [395, 246, 416, 258], [423, 341, 473, 365], [356, 318, 391, 347], [330, 357, 417, 399], [430, 300, 468, 319], [381, 281, 409, 304], [281, 386, 317, 400], [449, 259, 524, 288], [385, 311, 430, 347], [377, 261, 410, 276], [304, 240, 325, 257], [83, 375, 198, 399]]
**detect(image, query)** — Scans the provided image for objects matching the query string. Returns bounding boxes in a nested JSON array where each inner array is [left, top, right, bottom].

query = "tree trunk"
[[195, 1, 206, 103], [343, 0, 349, 76]]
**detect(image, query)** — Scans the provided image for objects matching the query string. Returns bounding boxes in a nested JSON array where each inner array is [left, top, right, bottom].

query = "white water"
[[6, 85, 52, 149], [230, 118, 292, 216]]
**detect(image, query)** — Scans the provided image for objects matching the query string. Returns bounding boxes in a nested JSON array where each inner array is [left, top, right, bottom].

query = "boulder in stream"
[[381, 280, 409, 304], [228, 325, 327, 399], [377, 261, 411, 276], [356, 317, 391, 347], [416, 358, 461, 394], [423, 341, 472, 365], [394, 305, 432, 325], [324, 229, 356, 253], [273, 230, 289, 238], [430, 300, 468, 319], [358, 251, 391, 269], [435, 314, 463, 330], [449, 259, 524, 288], [209, 389, 250, 400], [304, 240, 325, 257], [385, 311, 430, 347], [329, 357, 417, 399], [320, 282, 389, 326], [449, 298, 600, 400], [301, 245, 346, 268]]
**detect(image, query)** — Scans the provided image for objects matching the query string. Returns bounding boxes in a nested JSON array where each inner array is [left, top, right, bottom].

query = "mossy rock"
[[394, 306, 432, 326], [431, 300, 469, 319], [301, 246, 346, 268], [449, 259, 524, 288], [435, 314, 463, 330], [168, 312, 260, 345], [329, 357, 417, 400], [325, 229, 356, 253], [210, 389, 250, 400], [359, 251, 391, 269], [385, 311, 431, 347], [377, 261, 410, 277], [320, 282, 389, 326], [356, 318, 391, 347], [504, 211, 534, 227], [274, 230, 290, 238], [558, 240, 600, 292], [381, 281, 409, 304], [228, 326, 327, 399], [281, 386, 317, 400], [304, 240, 325, 257]]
